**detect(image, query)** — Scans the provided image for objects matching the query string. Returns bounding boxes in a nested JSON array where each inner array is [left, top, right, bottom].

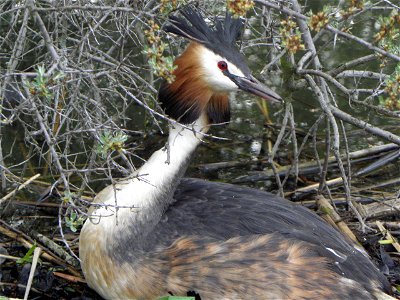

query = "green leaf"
[[16, 244, 38, 265], [96, 130, 128, 158], [378, 239, 395, 245], [65, 208, 85, 232]]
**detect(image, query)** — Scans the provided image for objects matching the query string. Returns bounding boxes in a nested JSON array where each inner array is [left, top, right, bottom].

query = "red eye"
[[217, 61, 228, 71]]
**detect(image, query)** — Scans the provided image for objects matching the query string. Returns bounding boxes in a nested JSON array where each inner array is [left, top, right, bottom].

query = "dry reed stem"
[[316, 195, 360, 244], [23, 247, 42, 300], [376, 221, 400, 253]]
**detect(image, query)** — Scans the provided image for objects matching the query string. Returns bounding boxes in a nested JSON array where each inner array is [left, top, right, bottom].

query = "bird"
[[79, 7, 392, 300]]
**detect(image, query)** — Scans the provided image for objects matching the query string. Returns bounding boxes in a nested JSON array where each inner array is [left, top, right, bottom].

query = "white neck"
[[85, 114, 209, 238]]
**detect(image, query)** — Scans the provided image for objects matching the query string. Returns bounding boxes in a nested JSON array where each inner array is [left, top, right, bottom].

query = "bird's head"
[[159, 7, 282, 125]]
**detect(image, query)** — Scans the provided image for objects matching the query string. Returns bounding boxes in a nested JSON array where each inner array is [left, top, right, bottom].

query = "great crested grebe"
[[79, 7, 392, 300]]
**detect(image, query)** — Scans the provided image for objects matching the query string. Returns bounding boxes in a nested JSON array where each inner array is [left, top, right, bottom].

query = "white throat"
[[85, 114, 209, 231]]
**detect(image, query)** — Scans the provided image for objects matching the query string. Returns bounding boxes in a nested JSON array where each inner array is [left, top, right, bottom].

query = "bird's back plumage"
[[110, 178, 390, 298]]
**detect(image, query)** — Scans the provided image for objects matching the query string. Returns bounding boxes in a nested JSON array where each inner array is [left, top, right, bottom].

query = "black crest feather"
[[165, 6, 242, 47], [164, 6, 251, 76]]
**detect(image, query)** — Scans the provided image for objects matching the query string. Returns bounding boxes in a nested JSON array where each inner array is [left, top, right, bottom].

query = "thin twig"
[[0, 173, 41, 205]]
